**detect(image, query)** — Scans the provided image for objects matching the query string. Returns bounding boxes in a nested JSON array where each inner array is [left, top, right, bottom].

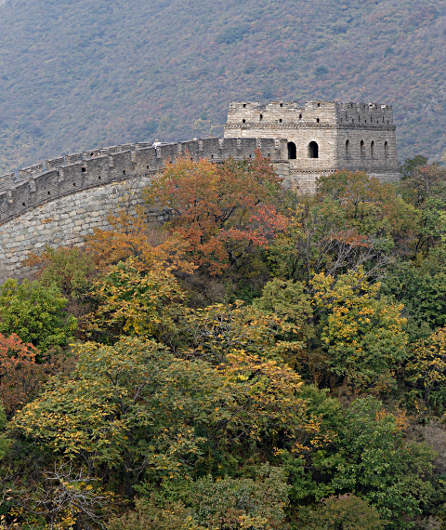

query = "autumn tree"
[[406, 327, 446, 411], [144, 153, 288, 275], [315, 170, 418, 250], [0, 333, 49, 416], [82, 257, 187, 343], [311, 268, 407, 391]]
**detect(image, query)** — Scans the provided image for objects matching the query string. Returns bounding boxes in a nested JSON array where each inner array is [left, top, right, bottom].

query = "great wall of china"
[[0, 99, 400, 283], [0, 137, 289, 282]]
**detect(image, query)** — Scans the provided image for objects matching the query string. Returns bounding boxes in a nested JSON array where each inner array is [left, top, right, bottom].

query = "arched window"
[[371, 141, 375, 158], [360, 140, 365, 157], [384, 141, 388, 158], [259, 114, 263, 121], [308, 141, 319, 159], [345, 139, 350, 156], [287, 142, 297, 160]]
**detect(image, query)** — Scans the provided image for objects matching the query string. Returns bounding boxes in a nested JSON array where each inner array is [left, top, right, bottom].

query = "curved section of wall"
[[0, 137, 288, 282]]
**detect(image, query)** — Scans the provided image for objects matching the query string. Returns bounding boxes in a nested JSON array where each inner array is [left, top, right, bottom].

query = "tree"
[[84, 207, 195, 276], [315, 170, 417, 248], [398, 162, 446, 208], [0, 333, 49, 415], [406, 327, 446, 411], [11, 338, 313, 496], [191, 465, 290, 530], [301, 493, 386, 530], [107, 495, 201, 530], [399, 156, 428, 181], [82, 257, 187, 343], [24, 244, 96, 299], [143, 153, 288, 275], [311, 268, 407, 391], [331, 397, 435, 529], [177, 299, 303, 367], [0, 279, 77, 355]]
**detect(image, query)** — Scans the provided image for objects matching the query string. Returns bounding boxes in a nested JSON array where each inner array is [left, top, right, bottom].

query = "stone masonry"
[[224, 100, 400, 193], [0, 99, 400, 282]]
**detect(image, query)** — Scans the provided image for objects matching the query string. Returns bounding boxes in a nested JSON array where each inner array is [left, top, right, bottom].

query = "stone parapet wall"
[[0, 137, 288, 227], [0, 137, 288, 282], [0, 178, 152, 284]]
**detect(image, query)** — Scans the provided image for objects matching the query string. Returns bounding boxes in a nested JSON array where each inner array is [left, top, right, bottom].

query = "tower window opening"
[[299, 114, 302, 118], [345, 139, 350, 156], [371, 141, 375, 158], [287, 141, 297, 160], [259, 114, 263, 121], [242, 119, 246, 123], [384, 141, 388, 158], [279, 119, 283, 123], [317, 102, 321, 107], [308, 141, 319, 159], [360, 140, 365, 157], [243, 103, 246, 108], [280, 103, 283, 107], [316, 118, 320, 123]]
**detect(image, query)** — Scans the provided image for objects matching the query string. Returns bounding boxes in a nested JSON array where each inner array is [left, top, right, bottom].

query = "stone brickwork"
[[0, 137, 288, 282], [224, 100, 400, 193]]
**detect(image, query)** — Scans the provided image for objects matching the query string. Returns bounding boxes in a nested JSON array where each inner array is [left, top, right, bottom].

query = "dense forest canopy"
[[1, 154, 446, 528], [0, 0, 446, 172]]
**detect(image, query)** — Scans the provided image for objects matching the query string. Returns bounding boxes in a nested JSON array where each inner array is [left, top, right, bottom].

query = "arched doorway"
[[287, 142, 297, 160], [308, 141, 319, 158]]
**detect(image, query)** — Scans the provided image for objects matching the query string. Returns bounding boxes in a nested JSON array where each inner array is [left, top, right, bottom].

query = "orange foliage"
[[84, 208, 196, 275], [0, 333, 49, 415], [144, 152, 287, 275]]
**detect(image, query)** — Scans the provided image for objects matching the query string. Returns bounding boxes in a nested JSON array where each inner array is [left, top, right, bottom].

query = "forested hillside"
[[0, 0, 445, 172], [2, 156, 446, 528]]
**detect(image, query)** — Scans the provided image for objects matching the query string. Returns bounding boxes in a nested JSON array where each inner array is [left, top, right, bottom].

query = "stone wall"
[[0, 137, 288, 283]]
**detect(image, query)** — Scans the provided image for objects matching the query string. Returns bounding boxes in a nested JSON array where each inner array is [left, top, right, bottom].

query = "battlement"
[[226, 100, 395, 128], [0, 137, 288, 226]]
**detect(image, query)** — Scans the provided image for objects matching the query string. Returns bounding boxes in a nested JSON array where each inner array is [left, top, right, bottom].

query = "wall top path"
[[0, 137, 289, 228]]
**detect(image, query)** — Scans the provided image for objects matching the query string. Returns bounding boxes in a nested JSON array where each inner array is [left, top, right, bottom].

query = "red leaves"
[[144, 151, 286, 275], [0, 333, 49, 415]]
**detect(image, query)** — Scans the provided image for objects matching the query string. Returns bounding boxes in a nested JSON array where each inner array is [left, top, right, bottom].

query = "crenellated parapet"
[[0, 137, 288, 227]]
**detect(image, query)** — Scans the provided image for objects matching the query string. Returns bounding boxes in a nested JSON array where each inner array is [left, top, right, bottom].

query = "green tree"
[[25, 244, 96, 299], [406, 327, 446, 411], [0, 279, 77, 354], [191, 465, 290, 530], [331, 397, 435, 529], [311, 269, 407, 391], [107, 496, 201, 530], [301, 493, 386, 530]]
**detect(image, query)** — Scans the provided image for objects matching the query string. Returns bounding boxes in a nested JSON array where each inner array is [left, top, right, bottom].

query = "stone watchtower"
[[224, 101, 400, 193]]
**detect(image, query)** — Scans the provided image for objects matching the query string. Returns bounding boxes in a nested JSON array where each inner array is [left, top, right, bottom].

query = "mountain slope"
[[0, 0, 445, 172]]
